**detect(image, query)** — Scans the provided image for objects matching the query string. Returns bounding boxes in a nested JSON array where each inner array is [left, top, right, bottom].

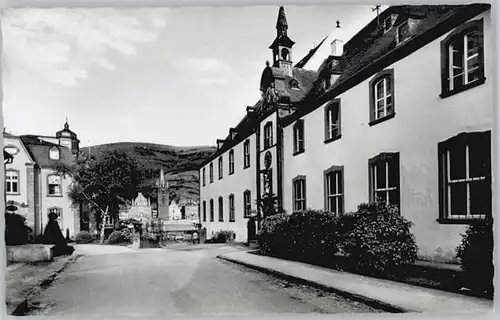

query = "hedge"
[[75, 231, 94, 244], [342, 202, 418, 275], [259, 201, 418, 276], [456, 217, 494, 295], [106, 229, 132, 245], [210, 230, 235, 243], [5, 213, 29, 246]]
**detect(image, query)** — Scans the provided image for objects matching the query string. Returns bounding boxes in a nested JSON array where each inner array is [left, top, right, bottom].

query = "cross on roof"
[[372, 5, 382, 25]]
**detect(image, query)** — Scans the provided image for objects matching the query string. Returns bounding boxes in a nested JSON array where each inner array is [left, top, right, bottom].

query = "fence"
[[140, 220, 204, 245]]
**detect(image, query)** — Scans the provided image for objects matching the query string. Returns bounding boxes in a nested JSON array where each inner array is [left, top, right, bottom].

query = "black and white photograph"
[[0, 1, 495, 317]]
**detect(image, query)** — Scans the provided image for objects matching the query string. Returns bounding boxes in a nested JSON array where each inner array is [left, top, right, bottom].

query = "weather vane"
[[372, 5, 381, 25]]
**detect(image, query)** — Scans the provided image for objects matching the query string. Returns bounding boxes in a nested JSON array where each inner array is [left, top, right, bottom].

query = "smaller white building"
[[3, 120, 81, 238]]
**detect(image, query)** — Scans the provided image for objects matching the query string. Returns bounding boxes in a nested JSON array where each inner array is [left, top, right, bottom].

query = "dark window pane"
[[328, 173, 336, 195], [376, 81, 384, 99], [389, 190, 400, 207], [450, 183, 467, 215], [467, 68, 480, 83], [467, 32, 480, 56], [376, 191, 387, 203], [388, 158, 399, 188], [337, 196, 344, 214], [337, 172, 343, 193], [328, 197, 335, 212], [449, 146, 466, 180], [385, 78, 391, 95], [376, 100, 385, 118], [469, 134, 490, 178], [386, 95, 393, 114], [467, 55, 479, 71], [470, 180, 490, 215], [375, 162, 386, 189]]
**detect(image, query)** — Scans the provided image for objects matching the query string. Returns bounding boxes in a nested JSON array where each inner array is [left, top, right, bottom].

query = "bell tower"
[[56, 118, 80, 158], [269, 6, 295, 76]]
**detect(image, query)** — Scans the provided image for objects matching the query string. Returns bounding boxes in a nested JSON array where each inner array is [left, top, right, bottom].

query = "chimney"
[[217, 139, 225, 149], [229, 128, 237, 140], [331, 39, 344, 57]]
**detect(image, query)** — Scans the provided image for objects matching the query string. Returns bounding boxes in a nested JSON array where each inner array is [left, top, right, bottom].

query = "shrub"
[[106, 229, 132, 245], [259, 213, 289, 256], [286, 210, 342, 262], [343, 201, 418, 276], [212, 230, 235, 243], [456, 217, 494, 295], [75, 231, 94, 244], [5, 213, 29, 246]]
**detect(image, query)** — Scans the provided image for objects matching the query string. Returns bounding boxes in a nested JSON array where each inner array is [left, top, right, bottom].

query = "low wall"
[[6, 244, 54, 262]]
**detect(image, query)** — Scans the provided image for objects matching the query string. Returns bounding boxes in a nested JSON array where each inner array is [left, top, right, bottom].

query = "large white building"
[[199, 4, 493, 263]]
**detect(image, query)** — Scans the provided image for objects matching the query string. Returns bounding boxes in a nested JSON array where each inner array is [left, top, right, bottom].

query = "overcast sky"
[[2, 5, 382, 147]]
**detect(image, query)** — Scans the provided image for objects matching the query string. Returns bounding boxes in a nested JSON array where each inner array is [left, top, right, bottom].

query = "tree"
[[53, 150, 145, 234]]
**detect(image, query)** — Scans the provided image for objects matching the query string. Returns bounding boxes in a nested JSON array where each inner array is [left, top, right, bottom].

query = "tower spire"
[[276, 6, 288, 36]]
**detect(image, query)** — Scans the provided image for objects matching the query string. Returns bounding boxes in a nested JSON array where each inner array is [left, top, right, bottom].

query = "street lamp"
[[4, 150, 13, 165]]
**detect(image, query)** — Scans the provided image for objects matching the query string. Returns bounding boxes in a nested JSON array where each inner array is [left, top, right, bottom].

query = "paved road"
[[28, 244, 380, 316]]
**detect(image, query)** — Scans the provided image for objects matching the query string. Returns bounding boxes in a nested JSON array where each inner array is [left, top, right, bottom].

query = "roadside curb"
[[217, 253, 409, 313], [10, 253, 79, 316]]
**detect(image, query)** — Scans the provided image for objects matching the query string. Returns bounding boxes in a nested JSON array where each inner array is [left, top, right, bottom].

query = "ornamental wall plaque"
[[264, 151, 272, 169]]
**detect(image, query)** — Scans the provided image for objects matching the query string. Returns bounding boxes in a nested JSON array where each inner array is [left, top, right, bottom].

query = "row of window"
[[293, 19, 485, 155], [292, 131, 491, 221], [202, 190, 252, 222], [202, 139, 252, 186], [6, 172, 63, 196]]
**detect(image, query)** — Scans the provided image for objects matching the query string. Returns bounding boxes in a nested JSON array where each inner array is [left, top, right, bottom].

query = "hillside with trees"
[[80, 142, 216, 203]]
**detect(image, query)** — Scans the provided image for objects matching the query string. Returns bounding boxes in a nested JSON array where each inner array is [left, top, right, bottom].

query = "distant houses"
[[119, 191, 199, 224]]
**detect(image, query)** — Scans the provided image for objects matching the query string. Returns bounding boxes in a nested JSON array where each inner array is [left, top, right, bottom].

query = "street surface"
[[28, 244, 380, 316]]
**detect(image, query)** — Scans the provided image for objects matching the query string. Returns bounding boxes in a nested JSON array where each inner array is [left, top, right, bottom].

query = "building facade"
[[3, 121, 81, 238], [199, 4, 493, 262], [199, 6, 318, 242]]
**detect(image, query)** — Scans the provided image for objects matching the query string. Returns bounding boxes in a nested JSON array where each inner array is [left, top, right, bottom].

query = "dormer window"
[[383, 16, 393, 33], [396, 20, 411, 44], [290, 79, 299, 90], [49, 146, 60, 160]]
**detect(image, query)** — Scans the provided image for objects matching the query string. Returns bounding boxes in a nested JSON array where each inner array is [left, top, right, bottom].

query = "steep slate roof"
[[270, 66, 318, 103], [334, 5, 466, 84], [20, 135, 74, 168], [283, 3, 490, 125]]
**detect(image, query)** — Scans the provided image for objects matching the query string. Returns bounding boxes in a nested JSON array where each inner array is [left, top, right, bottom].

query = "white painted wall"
[[4, 137, 33, 206], [39, 168, 78, 238], [200, 133, 257, 242], [282, 12, 493, 262], [4, 136, 36, 229]]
